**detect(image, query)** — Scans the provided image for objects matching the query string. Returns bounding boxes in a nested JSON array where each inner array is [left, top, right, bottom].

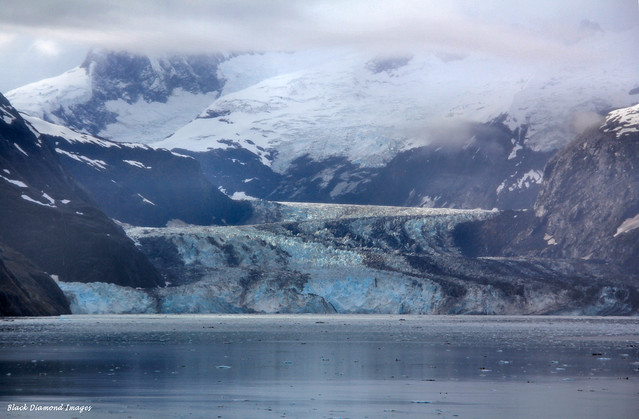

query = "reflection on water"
[[1, 315, 638, 418]]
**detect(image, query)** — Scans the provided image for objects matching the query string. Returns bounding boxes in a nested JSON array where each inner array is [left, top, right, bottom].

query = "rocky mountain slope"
[[0, 244, 70, 316], [0, 93, 162, 314], [25, 114, 252, 227], [455, 103, 639, 273], [183, 116, 551, 209]]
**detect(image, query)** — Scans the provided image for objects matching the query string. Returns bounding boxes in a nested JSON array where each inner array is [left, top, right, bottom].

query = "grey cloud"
[[0, 0, 637, 92], [1, 0, 636, 58]]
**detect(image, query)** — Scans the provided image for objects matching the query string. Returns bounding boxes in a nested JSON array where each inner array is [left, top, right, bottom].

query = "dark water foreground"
[[0, 315, 638, 418]]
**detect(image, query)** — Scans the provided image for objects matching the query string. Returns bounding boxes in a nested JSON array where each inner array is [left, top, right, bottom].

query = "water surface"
[[1, 315, 638, 418]]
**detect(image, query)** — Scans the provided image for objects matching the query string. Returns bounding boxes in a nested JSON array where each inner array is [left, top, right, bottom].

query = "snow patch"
[[1, 112, 15, 124], [614, 213, 639, 237], [137, 193, 156, 206], [100, 88, 220, 144], [55, 148, 108, 170], [496, 181, 506, 195], [0, 175, 27, 188], [21, 194, 55, 207], [123, 160, 152, 170], [230, 191, 258, 200], [508, 143, 523, 160], [41, 192, 55, 205], [14, 143, 28, 156], [602, 103, 639, 138]]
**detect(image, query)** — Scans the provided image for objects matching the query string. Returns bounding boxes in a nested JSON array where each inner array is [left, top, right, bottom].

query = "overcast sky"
[[0, 0, 637, 92]]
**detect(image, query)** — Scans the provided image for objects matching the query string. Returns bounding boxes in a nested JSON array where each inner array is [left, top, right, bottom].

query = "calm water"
[[0, 315, 638, 418]]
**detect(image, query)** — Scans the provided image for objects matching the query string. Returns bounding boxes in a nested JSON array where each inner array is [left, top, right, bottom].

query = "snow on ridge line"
[[22, 113, 194, 158], [602, 103, 639, 138], [6, 66, 91, 118]]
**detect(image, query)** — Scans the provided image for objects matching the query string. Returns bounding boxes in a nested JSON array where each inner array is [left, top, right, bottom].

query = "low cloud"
[[399, 118, 480, 150], [1, 0, 636, 61], [571, 111, 605, 134], [30, 39, 61, 56], [1, 0, 636, 92]]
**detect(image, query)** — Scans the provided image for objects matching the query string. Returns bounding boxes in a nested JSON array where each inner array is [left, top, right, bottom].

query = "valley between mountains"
[[1, 43, 638, 316]]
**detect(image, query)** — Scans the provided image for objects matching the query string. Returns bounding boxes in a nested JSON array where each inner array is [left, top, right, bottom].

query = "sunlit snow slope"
[[156, 30, 639, 171]]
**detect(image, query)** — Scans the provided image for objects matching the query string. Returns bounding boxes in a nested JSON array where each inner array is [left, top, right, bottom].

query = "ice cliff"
[[60, 202, 638, 315]]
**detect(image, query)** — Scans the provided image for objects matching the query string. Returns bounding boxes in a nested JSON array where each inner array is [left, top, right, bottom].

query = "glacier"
[[56, 202, 638, 315]]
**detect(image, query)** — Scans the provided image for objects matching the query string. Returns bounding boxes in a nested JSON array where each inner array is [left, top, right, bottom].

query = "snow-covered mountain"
[[159, 45, 636, 169], [6, 26, 639, 210], [7, 50, 226, 144]]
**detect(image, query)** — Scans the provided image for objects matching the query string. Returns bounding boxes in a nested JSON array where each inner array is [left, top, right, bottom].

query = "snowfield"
[[7, 27, 639, 174]]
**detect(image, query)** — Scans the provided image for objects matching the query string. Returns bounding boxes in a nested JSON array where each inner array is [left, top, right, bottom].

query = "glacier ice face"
[[54, 203, 639, 315], [57, 281, 156, 314]]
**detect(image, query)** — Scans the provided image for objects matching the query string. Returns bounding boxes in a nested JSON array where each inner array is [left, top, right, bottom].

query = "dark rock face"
[[0, 245, 70, 316], [0, 93, 163, 295], [179, 147, 284, 201], [532, 124, 639, 269], [454, 105, 639, 274], [52, 51, 225, 135], [188, 117, 551, 211], [345, 119, 551, 210], [46, 130, 253, 227], [366, 55, 413, 74]]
